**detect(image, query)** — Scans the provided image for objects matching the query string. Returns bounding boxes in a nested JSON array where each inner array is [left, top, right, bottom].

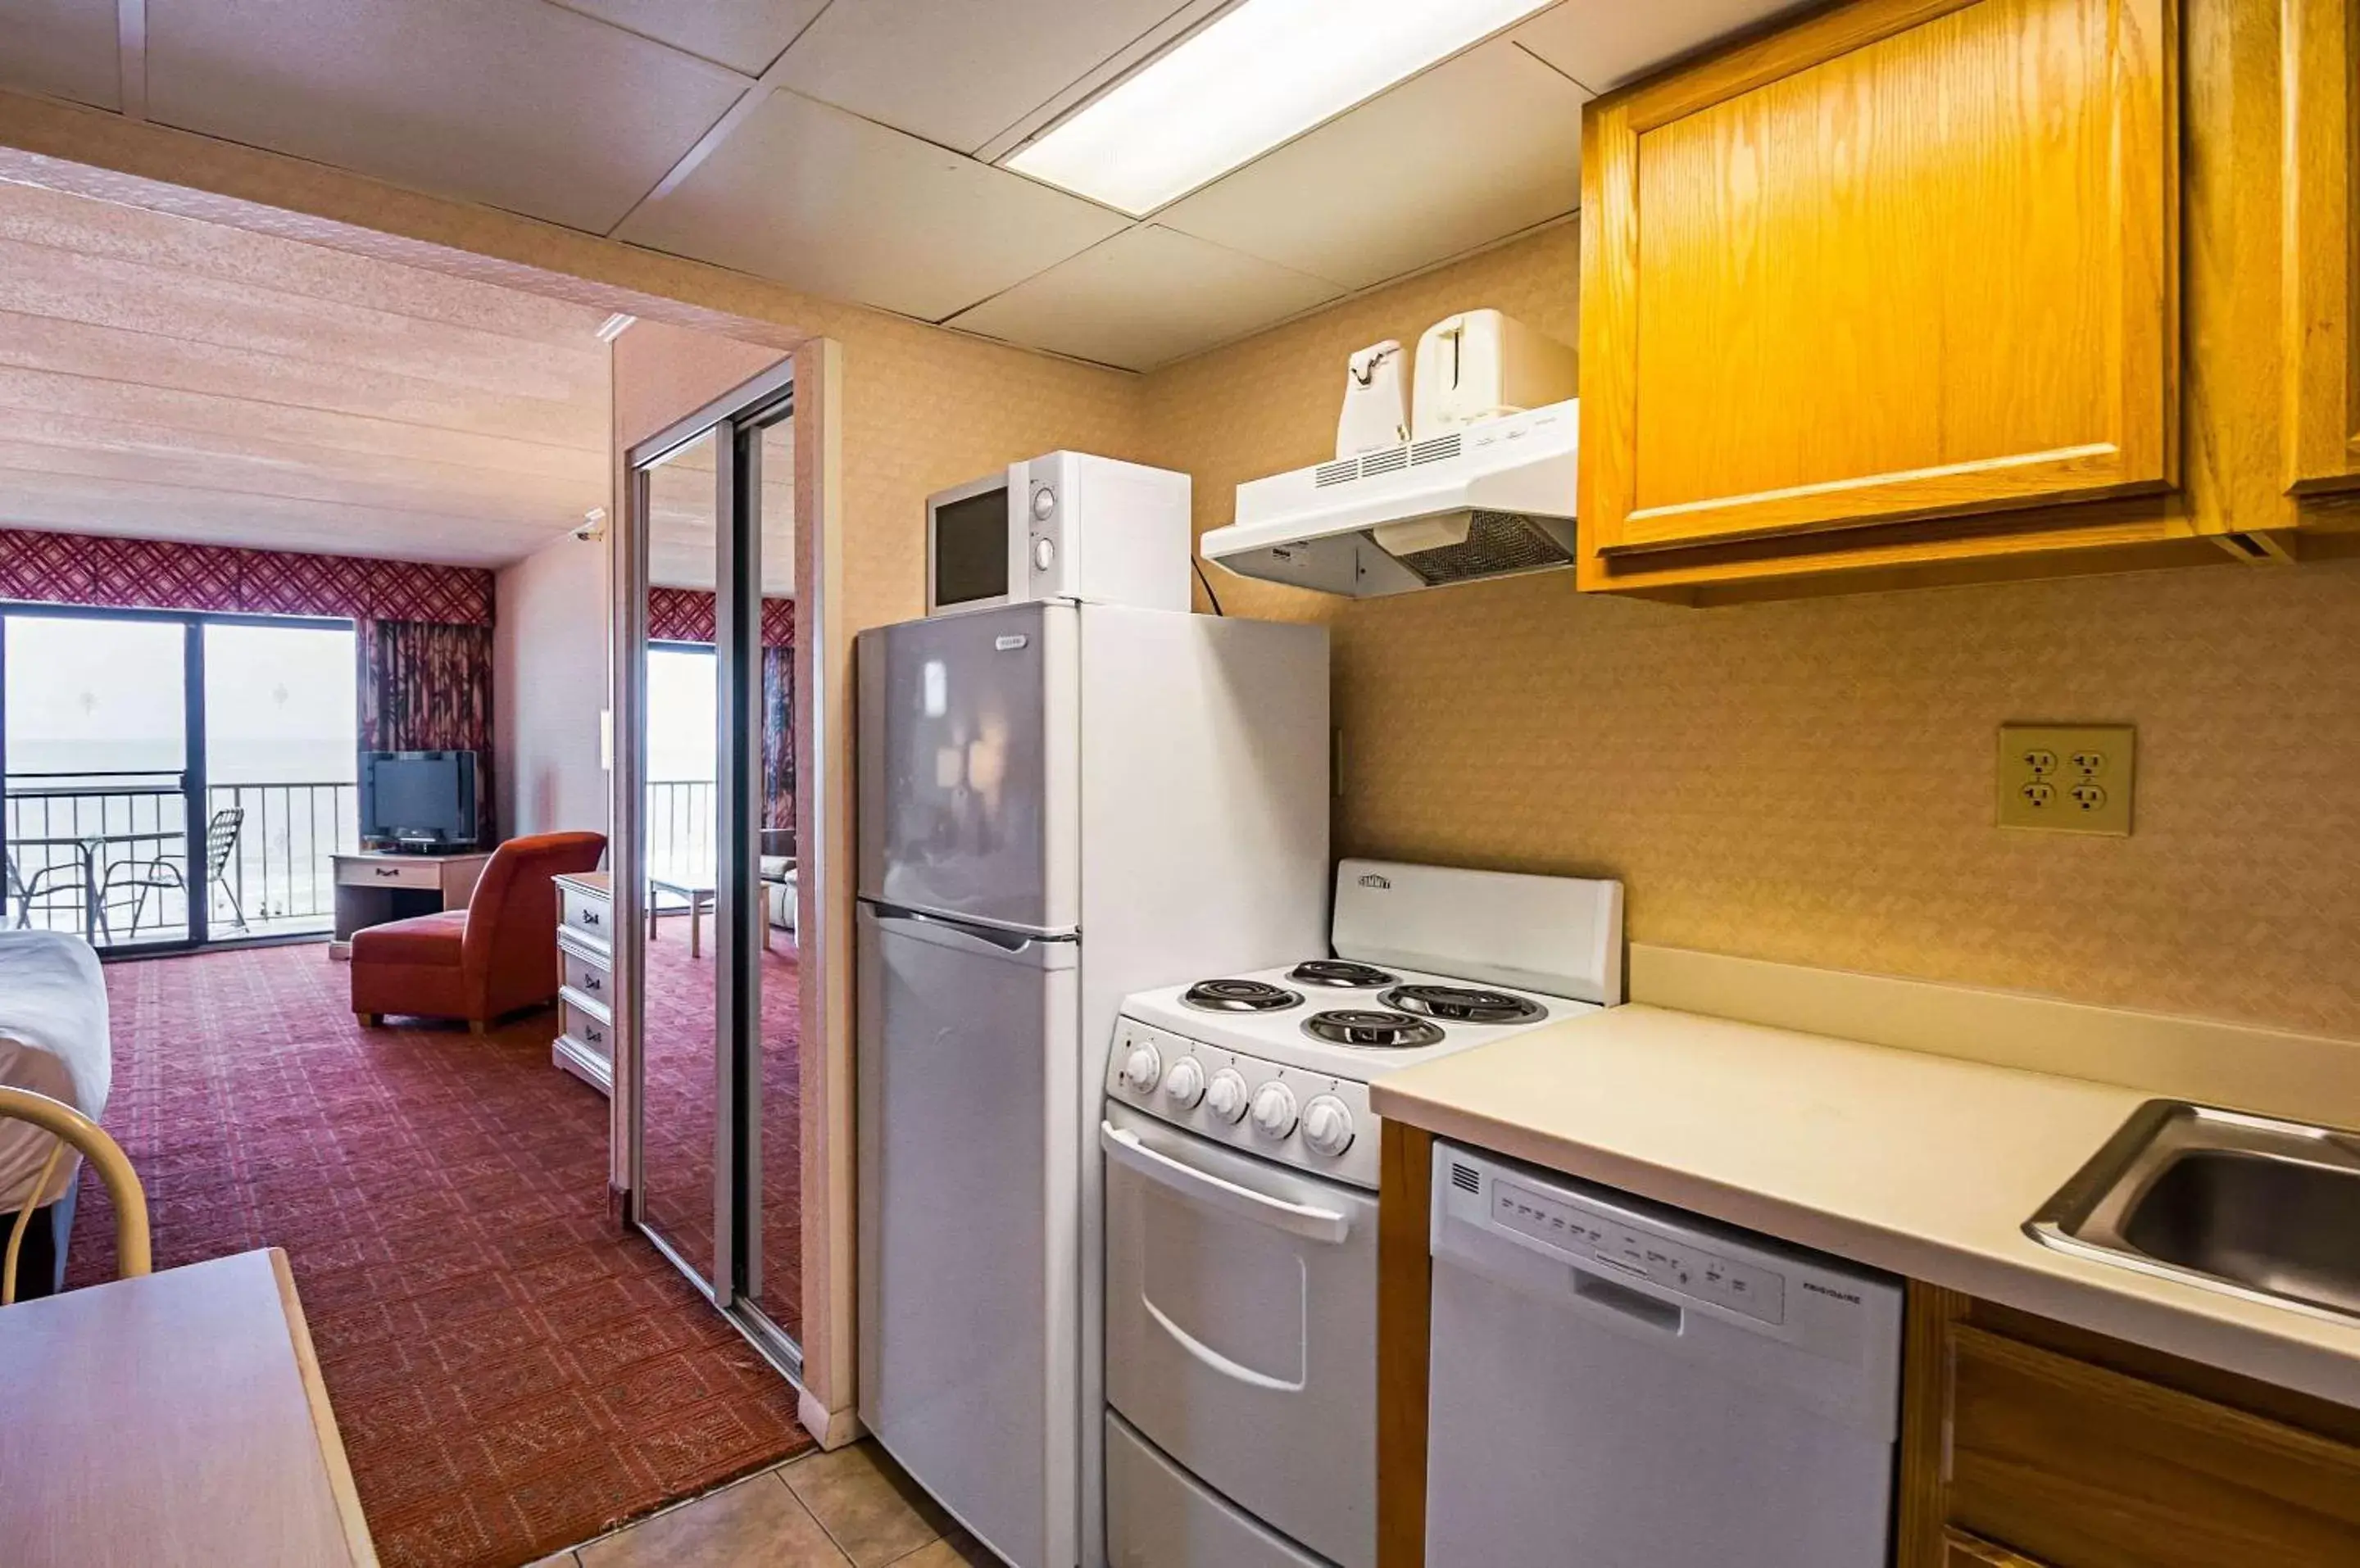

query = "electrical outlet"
[[1997, 724, 2134, 835]]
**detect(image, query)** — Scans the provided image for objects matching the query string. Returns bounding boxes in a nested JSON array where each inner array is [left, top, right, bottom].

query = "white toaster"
[[1411, 310, 1577, 439]]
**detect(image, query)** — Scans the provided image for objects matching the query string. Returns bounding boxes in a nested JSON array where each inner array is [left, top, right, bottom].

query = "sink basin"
[[2027, 1101, 2360, 1323]]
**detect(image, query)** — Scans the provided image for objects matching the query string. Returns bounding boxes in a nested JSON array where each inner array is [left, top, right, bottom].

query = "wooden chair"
[[0, 1085, 150, 1305]]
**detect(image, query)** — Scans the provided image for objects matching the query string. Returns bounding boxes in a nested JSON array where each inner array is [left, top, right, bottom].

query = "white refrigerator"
[[856, 600, 1330, 1568]]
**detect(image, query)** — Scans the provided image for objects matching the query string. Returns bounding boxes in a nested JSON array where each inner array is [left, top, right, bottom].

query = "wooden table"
[[0, 1248, 377, 1566]]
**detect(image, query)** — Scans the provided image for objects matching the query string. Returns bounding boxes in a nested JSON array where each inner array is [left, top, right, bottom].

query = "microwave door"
[[928, 472, 1014, 613], [856, 601, 1079, 935]]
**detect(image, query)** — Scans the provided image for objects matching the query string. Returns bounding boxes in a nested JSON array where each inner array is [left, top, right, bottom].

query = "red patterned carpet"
[[65, 942, 813, 1568]]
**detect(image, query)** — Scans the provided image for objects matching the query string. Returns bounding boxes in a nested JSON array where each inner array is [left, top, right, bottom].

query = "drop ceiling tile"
[[615, 87, 1129, 323], [544, 0, 828, 76], [1514, 0, 1809, 92], [0, 0, 121, 110], [144, 0, 753, 233], [946, 225, 1342, 373], [1160, 41, 1584, 294], [772, 0, 1208, 154]]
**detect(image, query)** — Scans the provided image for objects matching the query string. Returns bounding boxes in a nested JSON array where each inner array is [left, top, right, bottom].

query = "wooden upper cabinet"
[[2284, 0, 2360, 493], [1577, 0, 2179, 573]]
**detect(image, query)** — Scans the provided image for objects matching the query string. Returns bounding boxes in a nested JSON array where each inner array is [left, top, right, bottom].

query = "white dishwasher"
[[1425, 1144, 1904, 1568]]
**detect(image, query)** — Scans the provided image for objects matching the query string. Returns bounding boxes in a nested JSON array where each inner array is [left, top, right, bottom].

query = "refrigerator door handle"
[[867, 904, 1078, 969], [1101, 1122, 1353, 1244]]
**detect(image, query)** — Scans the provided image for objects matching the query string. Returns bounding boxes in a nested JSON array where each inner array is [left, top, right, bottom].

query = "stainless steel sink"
[[2026, 1100, 2360, 1323]]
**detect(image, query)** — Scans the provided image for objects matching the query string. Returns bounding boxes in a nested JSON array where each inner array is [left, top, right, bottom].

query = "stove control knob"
[[1249, 1081, 1300, 1141], [1300, 1095, 1355, 1158], [1205, 1068, 1250, 1124], [1164, 1055, 1206, 1108], [1118, 1040, 1161, 1094]]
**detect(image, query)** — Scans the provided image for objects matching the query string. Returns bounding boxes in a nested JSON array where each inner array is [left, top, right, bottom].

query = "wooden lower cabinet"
[[1946, 1531, 2051, 1568], [1899, 1285, 2360, 1568]]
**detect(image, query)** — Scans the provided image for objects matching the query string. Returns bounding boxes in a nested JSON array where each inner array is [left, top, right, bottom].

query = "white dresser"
[[552, 871, 614, 1094]]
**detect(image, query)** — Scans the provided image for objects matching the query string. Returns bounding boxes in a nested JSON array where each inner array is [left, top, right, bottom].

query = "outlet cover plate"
[[1998, 724, 2134, 835]]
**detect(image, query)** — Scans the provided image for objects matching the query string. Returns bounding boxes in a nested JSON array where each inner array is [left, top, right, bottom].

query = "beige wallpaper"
[[1143, 221, 2360, 1042]]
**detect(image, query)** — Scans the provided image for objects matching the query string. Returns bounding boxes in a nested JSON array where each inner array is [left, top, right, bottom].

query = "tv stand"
[[328, 849, 492, 959]]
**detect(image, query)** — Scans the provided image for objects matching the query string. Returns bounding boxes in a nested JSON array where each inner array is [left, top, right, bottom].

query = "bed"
[[0, 931, 111, 1294]]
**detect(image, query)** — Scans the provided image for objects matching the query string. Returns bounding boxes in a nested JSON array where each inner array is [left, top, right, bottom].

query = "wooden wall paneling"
[[1375, 1122, 1433, 1568], [2283, 0, 2360, 493], [1579, 0, 2181, 584]]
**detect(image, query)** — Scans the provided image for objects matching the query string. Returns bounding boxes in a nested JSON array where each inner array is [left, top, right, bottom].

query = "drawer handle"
[[580, 909, 601, 927], [1101, 1122, 1351, 1244], [583, 973, 601, 992], [583, 1026, 603, 1045], [375, 867, 401, 877]]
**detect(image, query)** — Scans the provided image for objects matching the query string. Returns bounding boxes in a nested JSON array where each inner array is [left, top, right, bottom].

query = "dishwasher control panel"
[[1492, 1176, 1786, 1324]]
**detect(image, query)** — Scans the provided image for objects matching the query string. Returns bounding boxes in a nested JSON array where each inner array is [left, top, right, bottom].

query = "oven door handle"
[[1101, 1122, 1352, 1245]]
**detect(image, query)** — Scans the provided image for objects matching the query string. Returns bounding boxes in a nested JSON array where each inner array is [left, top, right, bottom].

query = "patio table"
[[11, 830, 184, 944]]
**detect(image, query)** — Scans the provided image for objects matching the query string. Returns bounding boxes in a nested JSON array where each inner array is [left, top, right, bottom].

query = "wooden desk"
[[0, 1248, 376, 1567], [328, 849, 490, 958]]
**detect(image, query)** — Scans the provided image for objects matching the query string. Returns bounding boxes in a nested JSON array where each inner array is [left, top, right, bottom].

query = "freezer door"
[[857, 602, 1078, 934], [857, 903, 1079, 1568]]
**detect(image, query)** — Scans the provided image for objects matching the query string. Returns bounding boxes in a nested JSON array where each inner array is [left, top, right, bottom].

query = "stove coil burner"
[[1381, 985, 1546, 1025], [1182, 978, 1303, 1013], [1287, 959, 1398, 989], [1302, 1009, 1447, 1049]]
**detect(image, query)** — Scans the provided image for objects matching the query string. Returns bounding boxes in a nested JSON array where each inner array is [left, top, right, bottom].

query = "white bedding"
[[0, 930, 111, 1212]]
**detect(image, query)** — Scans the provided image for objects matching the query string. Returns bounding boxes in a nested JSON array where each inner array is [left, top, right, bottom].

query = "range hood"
[[1201, 399, 1577, 597]]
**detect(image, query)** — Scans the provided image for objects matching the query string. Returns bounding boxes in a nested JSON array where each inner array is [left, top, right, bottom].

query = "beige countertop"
[[1369, 1002, 2360, 1408]]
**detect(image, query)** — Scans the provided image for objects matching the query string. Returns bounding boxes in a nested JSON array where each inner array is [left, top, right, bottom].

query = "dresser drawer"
[[554, 992, 614, 1095], [337, 857, 442, 890], [559, 945, 611, 1007], [558, 883, 613, 948], [560, 991, 611, 1050]]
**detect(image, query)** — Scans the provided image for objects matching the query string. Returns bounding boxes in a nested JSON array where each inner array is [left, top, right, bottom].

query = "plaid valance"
[[0, 528, 495, 626], [647, 585, 794, 648]]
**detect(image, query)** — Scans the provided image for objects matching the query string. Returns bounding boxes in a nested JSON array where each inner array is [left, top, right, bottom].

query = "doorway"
[[0, 606, 357, 952]]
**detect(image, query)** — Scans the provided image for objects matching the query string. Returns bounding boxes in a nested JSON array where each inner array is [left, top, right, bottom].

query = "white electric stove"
[[1100, 859, 1624, 1568]]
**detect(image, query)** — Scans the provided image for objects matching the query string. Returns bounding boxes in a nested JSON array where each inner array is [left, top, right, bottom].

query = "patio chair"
[[102, 807, 247, 939], [5, 849, 100, 938]]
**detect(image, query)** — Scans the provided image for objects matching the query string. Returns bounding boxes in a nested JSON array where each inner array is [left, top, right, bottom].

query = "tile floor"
[[529, 1441, 997, 1568]]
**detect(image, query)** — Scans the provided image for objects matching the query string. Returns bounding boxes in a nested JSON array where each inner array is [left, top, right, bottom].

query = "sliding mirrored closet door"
[[620, 360, 801, 1375]]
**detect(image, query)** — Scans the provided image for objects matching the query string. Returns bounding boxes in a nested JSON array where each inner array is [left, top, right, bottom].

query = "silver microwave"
[[925, 452, 1191, 616]]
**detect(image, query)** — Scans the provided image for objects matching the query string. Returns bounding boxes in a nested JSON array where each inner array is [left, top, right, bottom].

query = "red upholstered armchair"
[[352, 832, 606, 1031]]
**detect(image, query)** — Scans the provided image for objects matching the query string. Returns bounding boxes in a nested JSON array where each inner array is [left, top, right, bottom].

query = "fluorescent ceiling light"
[[1006, 0, 1555, 216]]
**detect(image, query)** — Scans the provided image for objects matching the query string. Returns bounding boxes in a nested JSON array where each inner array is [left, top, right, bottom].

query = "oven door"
[[1101, 1102, 1377, 1568]]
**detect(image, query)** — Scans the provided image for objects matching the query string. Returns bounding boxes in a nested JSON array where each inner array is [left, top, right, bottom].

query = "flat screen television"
[[360, 750, 479, 850]]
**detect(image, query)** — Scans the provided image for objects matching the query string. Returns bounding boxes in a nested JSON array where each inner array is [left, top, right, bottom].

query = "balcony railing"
[[3, 771, 357, 944], [647, 777, 715, 879]]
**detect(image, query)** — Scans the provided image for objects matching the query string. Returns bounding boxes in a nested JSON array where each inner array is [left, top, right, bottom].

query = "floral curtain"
[[356, 618, 497, 845], [762, 645, 795, 841]]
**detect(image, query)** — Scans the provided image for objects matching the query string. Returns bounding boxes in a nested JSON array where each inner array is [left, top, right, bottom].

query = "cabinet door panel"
[[1580, 0, 2176, 557], [1947, 1325, 2360, 1566], [1945, 1531, 2049, 1568], [2284, 0, 2360, 492]]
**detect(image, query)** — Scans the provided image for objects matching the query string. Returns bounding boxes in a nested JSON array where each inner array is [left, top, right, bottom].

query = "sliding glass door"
[[2, 612, 191, 948], [620, 360, 802, 1380], [0, 605, 357, 952]]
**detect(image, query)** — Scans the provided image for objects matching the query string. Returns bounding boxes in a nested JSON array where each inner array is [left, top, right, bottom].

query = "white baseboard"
[[798, 1387, 864, 1450]]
